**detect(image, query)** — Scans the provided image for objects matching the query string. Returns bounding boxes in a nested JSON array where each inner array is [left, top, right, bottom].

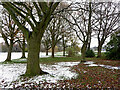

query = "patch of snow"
[[0, 52, 28, 62], [0, 62, 79, 88], [84, 61, 120, 70], [99, 64, 120, 70], [57, 62, 80, 67], [0, 52, 65, 62], [88, 64, 98, 67], [84, 61, 94, 64], [19, 58, 27, 61], [83, 71, 87, 73]]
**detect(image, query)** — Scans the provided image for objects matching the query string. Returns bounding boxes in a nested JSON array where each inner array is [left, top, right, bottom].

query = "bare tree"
[[93, 2, 120, 57], [42, 15, 72, 57], [42, 29, 51, 56], [47, 16, 65, 58], [17, 31, 26, 58], [1, 10, 19, 62], [63, 2, 94, 61]]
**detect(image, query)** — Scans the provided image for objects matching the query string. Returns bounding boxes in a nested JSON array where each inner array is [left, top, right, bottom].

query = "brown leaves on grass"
[[58, 63, 119, 88]]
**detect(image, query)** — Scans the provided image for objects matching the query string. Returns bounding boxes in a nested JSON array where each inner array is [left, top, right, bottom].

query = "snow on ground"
[[0, 52, 65, 62], [84, 61, 120, 70], [0, 52, 28, 62], [0, 61, 80, 88]]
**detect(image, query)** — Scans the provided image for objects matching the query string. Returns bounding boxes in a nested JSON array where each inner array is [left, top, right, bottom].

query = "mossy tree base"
[[4, 59, 12, 62], [3, 60, 13, 64]]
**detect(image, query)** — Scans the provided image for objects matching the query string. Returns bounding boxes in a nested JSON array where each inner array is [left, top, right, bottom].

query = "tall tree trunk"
[[97, 38, 105, 58], [63, 46, 65, 56], [87, 1, 92, 51], [46, 49, 48, 56], [21, 36, 26, 58], [87, 34, 91, 50], [52, 45, 55, 58], [25, 36, 47, 76], [51, 37, 55, 58], [63, 35, 65, 56], [5, 40, 13, 62], [97, 44, 102, 58], [81, 43, 87, 62]]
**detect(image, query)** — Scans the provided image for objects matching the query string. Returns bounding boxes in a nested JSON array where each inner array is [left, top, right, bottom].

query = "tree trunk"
[[87, 34, 91, 50], [25, 36, 47, 76], [97, 39, 104, 58], [21, 36, 26, 58], [5, 40, 13, 62], [46, 49, 48, 56], [51, 37, 55, 58], [63, 35, 65, 56], [52, 45, 55, 58], [87, 40, 91, 50], [97, 44, 102, 58], [87, 1, 92, 51], [81, 43, 87, 62], [63, 46, 65, 56]]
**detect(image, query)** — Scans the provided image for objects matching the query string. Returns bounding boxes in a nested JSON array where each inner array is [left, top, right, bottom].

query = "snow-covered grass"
[[0, 62, 80, 88]]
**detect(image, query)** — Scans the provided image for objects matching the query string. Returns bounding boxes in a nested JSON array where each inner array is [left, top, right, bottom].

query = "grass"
[[39, 57, 81, 64], [11, 57, 81, 64]]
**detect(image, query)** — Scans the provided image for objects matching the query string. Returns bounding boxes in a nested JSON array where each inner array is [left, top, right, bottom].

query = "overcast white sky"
[[0, 35, 110, 48]]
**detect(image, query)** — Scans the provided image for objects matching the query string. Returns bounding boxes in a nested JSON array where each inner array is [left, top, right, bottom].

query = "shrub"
[[85, 49, 95, 58], [105, 32, 120, 60], [66, 47, 75, 57]]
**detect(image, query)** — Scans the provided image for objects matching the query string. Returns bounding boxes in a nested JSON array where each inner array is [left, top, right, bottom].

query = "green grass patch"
[[39, 57, 81, 64], [12, 58, 27, 63], [10, 57, 81, 64]]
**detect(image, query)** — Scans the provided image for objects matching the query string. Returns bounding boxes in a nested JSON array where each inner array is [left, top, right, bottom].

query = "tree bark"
[[51, 45, 55, 58], [97, 44, 102, 58], [81, 43, 87, 62], [46, 49, 48, 56], [25, 36, 47, 76], [63, 35, 66, 56], [63, 46, 66, 56], [5, 40, 13, 62], [97, 38, 105, 58], [87, 34, 91, 50], [21, 36, 26, 58], [87, 1, 92, 51]]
